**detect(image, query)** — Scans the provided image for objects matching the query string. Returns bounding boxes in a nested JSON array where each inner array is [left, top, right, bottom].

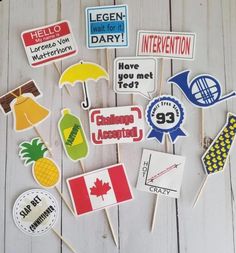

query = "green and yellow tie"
[[202, 113, 236, 174]]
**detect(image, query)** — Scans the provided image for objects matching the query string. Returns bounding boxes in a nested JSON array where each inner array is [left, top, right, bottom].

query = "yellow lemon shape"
[[213, 164, 218, 169], [211, 153, 216, 157], [212, 158, 217, 163], [217, 155, 222, 160], [206, 155, 211, 159]]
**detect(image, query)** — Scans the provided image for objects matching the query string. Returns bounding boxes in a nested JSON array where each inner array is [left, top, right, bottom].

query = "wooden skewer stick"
[[105, 48, 111, 88], [192, 175, 208, 208], [82, 163, 118, 247], [24, 113, 53, 157], [52, 228, 78, 253], [158, 58, 164, 98], [201, 109, 205, 148], [104, 208, 118, 247], [32, 124, 53, 157], [55, 185, 75, 216], [53, 62, 71, 96], [79, 160, 85, 173], [117, 143, 121, 164], [151, 194, 159, 232], [151, 135, 168, 232]]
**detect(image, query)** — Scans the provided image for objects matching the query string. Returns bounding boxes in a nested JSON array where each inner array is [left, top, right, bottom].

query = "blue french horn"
[[168, 70, 236, 108]]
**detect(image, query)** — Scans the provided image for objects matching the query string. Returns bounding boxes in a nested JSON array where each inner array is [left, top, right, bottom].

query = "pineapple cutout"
[[202, 113, 236, 174], [19, 138, 60, 188]]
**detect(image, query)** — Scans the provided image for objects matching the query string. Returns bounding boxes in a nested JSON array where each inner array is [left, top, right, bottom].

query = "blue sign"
[[146, 96, 187, 144], [168, 70, 236, 108], [86, 5, 128, 49]]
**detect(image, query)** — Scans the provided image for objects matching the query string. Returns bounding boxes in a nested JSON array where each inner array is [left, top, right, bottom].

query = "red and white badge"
[[89, 105, 145, 145], [21, 20, 78, 67], [67, 164, 133, 216]]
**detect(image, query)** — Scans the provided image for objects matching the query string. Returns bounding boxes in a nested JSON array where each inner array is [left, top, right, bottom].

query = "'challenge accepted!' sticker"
[[146, 96, 188, 144], [13, 189, 59, 236]]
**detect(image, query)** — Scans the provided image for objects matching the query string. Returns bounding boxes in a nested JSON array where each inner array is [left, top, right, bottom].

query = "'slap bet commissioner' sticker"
[[146, 95, 188, 144], [13, 189, 59, 236]]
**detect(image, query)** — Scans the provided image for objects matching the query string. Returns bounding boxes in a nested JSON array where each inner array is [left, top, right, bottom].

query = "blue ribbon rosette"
[[146, 96, 187, 144]]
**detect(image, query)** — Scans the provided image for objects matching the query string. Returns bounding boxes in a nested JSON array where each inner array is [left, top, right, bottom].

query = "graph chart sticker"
[[136, 149, 186, 198], [21, 20, 78, 67], [13, 189, 59, 236], [67, 164, 133, 216], [89, 105, 144, 145], [168, 70, 236, 108], [86, 5, 128, 48], [136, 31, 196, 60], [146, 95, 187, 144], [113, 57, 157, 99], [202, 113, 236, 175]]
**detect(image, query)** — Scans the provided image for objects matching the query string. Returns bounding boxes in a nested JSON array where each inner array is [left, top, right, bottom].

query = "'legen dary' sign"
[[136, 31, 196, 60], [89, 106, 144, 145], [21, 20, 78, 67], [86, 5, 128, 49]]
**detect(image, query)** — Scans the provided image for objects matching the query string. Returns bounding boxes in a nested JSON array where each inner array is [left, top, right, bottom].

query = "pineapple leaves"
[[19, 138, 48, 166]]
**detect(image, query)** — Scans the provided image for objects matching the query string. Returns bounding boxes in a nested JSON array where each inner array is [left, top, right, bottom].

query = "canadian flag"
[[67, 164, 133, 216]]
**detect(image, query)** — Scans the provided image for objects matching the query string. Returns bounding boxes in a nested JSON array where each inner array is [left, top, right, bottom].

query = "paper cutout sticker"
[[113, 57, 158, 99], [136, 149, 186, 198], [13, 189, 59, 236], [89, 105, 145, 145], [59, 61, 109, 110], [19, 138, 60, 188], [146, 95, 187, 144], [58, 108, 89, 162], [168, 70, 236, 108], [86, 5, 129, 49], [136, 31, 196, 60], [21, 20, 78, 67], [67, 164, 133, 216], [202, 113, 236, 175], [0, 80, 50, 132]]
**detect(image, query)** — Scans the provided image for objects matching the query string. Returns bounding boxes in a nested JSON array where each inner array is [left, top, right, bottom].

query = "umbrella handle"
[[81, 82, 91, 110]]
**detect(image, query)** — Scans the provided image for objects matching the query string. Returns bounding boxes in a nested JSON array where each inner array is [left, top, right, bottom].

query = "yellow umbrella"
[[59, 61, 109, 110]]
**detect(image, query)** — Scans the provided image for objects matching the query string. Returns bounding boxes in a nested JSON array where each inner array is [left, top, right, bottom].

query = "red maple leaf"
[[90, 178, 111, 201]]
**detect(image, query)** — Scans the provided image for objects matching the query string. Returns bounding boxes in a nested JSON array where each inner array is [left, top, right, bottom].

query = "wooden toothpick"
[[151, 194, 159, 232], [201, 109, 205, 148], [192, 175, 208, 208], [104, 208, 118, 247], [55, 185, 75, 216], [81, 163, 118, 247], [52, 228, 78, 253], [24, 113, 53, 157], [158, 58, 164, 98], [151, 134, 168, 232], [53, 62, 71, 96], [79, 160, 85, 173]]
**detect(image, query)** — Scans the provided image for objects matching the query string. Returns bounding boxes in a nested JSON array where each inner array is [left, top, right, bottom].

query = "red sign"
[[89, 106, 145, 145], [21, 21, 78, 67], [67, 164, 133, 216], [136, 31, 196, 60]]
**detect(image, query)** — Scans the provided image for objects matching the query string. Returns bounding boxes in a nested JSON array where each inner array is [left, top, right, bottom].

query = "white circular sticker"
[[13, 189, 59, 236]]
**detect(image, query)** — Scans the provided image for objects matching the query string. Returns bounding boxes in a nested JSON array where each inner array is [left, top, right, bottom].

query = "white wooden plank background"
[[0, 0, 236, 253]]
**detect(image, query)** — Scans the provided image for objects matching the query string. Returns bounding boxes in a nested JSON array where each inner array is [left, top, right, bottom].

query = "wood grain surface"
[[0, 1, 235, 253]]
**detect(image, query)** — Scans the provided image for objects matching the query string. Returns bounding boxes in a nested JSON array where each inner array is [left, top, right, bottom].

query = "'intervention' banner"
[[136, 30, 196, 60]]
